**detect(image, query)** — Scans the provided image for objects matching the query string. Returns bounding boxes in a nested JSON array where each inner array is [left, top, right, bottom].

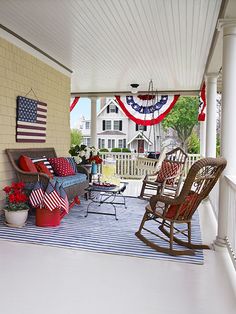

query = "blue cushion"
[[53, 173, 87, 188]]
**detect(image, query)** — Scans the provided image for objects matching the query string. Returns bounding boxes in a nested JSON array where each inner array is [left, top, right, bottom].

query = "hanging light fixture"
[[130, 83, 139, 94]]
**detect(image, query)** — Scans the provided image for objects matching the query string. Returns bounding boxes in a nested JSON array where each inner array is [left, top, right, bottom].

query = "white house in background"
[[78, 98, 161, 153], [77, 115, 91, 147]]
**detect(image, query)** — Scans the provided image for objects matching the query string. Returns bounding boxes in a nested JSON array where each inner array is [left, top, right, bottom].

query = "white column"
[[205, 73, 218, 158], [200, 121, 206, 157], [90, 97, 97, 147], [215, 20, 236, 247]]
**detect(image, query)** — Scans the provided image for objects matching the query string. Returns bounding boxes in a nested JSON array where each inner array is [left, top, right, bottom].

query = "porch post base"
[[213, 236, 227, 250]]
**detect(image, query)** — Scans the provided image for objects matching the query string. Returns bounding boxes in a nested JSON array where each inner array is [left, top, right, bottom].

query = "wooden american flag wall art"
[[16, 96, 47, 143]]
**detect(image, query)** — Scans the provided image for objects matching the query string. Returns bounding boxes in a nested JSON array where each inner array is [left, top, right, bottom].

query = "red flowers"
[[3, 181, 30, 211], [90, 155, 103, 165]]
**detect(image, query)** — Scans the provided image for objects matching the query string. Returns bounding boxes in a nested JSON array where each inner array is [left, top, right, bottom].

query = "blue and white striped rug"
[[0, 197, 204, 264]]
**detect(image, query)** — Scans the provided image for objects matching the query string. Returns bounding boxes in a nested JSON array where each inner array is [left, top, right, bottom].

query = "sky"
[[70, 98, 101, 129]]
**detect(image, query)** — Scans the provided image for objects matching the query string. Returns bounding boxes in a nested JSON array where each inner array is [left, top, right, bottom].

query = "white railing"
[[225, 176, 236, 267], [99, 152, 201, 179]]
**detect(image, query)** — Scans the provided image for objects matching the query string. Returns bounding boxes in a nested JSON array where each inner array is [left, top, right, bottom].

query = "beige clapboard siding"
[[0, 37, 71, 206]]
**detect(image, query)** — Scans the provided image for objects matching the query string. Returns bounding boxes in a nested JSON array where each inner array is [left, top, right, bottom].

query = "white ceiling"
[[0, 0, 225, 94]]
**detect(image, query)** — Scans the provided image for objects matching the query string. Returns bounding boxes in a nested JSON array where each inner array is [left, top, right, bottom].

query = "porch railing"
[[99, 152, 201, 179], [225, 176, 236, 267]]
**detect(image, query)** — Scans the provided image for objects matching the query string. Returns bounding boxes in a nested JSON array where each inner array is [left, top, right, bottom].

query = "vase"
[[91, 163, 98, 175], [4, 209, 29, 227]]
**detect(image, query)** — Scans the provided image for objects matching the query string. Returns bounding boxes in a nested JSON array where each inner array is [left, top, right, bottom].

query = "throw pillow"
[[31, 156, 54, 174], [48, 157, 75, 176], [156, 161, 180, 185], [165, 193, 198, 219], [65, 157, 78, 173], [35, 161, 54, 179], [18, 155, 38, 173]]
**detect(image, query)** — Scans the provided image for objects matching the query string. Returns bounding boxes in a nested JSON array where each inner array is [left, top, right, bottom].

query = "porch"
[[0, 183, 235, 314], [0, 0, 236, 313]]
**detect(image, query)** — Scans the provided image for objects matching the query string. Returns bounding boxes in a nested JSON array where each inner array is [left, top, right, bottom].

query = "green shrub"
[[111, 148, 122, 152], [99, 148, 109, 152], [122, 148, 131, 153]]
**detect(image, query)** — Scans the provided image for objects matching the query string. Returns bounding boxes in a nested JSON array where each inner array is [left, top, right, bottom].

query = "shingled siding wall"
[[0, 37, 71, 206]]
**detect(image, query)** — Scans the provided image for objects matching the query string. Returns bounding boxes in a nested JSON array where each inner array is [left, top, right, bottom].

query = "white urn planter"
[[4, 209, 29, 227]]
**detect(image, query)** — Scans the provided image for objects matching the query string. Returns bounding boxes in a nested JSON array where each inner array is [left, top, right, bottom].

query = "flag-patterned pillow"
[[156, 161, 180, 185], [31, 156, 54, 174], [48, 157, 75, 177]]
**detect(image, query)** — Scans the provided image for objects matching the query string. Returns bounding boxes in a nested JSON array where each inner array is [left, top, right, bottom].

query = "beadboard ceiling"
[[0, 0, 224, 94]]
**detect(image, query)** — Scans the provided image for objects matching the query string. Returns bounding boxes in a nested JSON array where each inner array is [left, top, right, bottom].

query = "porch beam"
[[215, 19, 236, 247], [71, 90, 199, 98]]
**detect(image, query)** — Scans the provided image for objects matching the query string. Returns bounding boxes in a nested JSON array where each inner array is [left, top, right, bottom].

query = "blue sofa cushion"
[[53, 173, 87, 188]]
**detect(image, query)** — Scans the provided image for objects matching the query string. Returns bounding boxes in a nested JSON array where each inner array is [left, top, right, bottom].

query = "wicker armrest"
[[77, 165, 90, 178], [149, 194, 181, 210], [17, 171, 50, 188]]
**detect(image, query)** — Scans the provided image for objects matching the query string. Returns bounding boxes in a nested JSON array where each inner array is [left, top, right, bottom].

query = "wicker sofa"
[[6, 148, 89, 203]]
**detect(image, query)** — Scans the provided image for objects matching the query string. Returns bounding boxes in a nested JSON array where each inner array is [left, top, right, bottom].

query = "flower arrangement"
[[69, 144, 102, 165], [3, 182, 30, 211]]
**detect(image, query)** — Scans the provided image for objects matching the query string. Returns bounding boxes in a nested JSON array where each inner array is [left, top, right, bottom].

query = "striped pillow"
[[31, 156, 54, 174]]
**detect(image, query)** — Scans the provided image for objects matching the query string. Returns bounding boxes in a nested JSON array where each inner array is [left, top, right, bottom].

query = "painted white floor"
[[0, 181, 236, 314]]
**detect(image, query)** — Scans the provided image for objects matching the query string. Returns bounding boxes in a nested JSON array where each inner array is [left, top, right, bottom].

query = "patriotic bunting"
[[70, 97, 80, 112], [115, 95, 179, 126], [198, 83, 206, 121]]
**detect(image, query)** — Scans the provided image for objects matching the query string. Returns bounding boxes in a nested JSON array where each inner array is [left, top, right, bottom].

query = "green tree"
[[187, 130, 200, 154], [162, 96, 199, 151], [70, 129, 83, 146]]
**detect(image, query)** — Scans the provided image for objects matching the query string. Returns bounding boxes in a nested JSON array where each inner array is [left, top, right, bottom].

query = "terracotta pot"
[[4, 209, 29, 227]]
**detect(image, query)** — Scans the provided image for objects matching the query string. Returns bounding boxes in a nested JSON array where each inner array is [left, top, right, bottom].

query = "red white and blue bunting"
[[198, 82, 206, 121], [115, 94, 179, 126]]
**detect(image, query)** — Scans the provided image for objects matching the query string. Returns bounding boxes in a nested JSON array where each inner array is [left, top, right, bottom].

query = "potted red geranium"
[[3, 181, 30, 227]]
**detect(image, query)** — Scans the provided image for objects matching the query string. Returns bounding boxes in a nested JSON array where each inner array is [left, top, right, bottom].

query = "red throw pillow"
[[156, 161, 180, 185], [48, 157, 75, 176], [165, 193, 198, 219], [35, 162, 54, 179], [18, 155, 37, 173]]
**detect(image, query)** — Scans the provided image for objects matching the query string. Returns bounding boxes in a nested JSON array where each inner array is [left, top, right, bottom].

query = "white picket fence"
[[99, 152, 201, 179]]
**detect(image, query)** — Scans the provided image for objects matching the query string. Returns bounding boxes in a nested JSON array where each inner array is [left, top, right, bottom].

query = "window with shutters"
[[103, 120, 112, 130], [136, 124, 147, 131], [114, 120, 119, 130], [108, 139, 111, 148], [101, 139, 105, 148], [112, 139, 115, 148], [114, 120, 122, 130], [109, 104, 117, 113], [123, 139, 126, 148]]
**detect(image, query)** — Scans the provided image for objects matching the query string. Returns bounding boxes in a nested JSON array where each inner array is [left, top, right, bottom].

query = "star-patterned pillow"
[[48, 157, 75, 177]]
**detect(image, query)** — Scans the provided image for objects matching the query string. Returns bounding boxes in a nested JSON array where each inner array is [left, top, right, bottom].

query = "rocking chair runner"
[[136, 157, 227, 256], [139, 147, 188, 199]]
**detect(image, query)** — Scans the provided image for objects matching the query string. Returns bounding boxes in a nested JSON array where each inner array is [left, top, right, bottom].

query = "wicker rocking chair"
[[136, 157, 227, 256], [139, 147, 188, 200]]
